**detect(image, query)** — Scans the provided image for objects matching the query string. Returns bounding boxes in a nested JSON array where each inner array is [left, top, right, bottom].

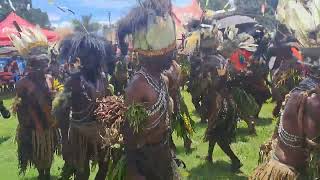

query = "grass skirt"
[[259, 139, 278, 165], [66, 96, 126, 172], [67, 122, 100, 172], [126, 141, 180, 180], [204, 97, 237, 144], [16, 126, 60, 175], [250, 159, 299, 180]]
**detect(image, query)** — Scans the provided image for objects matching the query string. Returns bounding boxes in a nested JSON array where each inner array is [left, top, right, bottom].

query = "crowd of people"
[[1, 0, 320, 179]]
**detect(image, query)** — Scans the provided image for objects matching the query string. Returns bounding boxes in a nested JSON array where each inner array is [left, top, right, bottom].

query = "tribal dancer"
[[194, 27, 243, 171], [53, 33, 117, 180], [118, 0, 180, 179], [251, 0, 320, 179], [10, 27, 60, 179], [251, 49, 320, 180]]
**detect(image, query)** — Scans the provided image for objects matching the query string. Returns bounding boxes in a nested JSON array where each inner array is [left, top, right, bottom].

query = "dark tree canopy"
[[0, 0, 51, 28]]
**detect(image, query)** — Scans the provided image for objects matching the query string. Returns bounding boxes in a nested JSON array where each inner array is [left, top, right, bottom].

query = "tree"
[[0, 0, 51, 28], [72, 15, 101, 33]]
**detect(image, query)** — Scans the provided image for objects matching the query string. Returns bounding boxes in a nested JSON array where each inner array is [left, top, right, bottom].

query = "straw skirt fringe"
[[16, 126, 60, 174], [250, 159, 299, 180]]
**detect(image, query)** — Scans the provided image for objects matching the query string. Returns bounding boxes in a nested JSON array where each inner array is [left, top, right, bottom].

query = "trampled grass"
[[0, 92, 276, 180]]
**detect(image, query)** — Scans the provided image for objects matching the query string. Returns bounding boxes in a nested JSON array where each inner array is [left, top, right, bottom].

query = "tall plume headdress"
[[118, 0, 176, 57], [9, 26, 50, 67]]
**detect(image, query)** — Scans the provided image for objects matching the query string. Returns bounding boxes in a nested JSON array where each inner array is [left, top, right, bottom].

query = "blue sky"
[[32, 0, 192, 27]]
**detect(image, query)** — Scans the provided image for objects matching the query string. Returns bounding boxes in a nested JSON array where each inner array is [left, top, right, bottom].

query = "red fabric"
[[0, 12, 59, 46], [0, 72, 13, 81], [229, 49, 253, 72], [291, 47, 303, 61], [172, 0, 203, 26]]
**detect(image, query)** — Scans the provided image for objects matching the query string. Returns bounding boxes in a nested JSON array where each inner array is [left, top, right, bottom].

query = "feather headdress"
[[9, 26, 49, 57], [218, 26, 258, 57], [118, 0, 176, 57], [183, 25, 223, 55], [200, 25, 223, 49]]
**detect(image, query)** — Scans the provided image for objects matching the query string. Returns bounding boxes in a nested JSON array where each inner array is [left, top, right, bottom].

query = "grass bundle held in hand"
[[125, 104, 148, 134]]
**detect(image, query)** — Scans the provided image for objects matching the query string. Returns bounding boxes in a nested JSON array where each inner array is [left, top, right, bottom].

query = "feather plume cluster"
[[277, 0, 320, 47], [200, 26, 223, 49], [183, 26, 223, 54], [183, 25, 257, 56], [183, 31, 200, 55], [219, 26, 257, 56], [9, 26, 48, 56]]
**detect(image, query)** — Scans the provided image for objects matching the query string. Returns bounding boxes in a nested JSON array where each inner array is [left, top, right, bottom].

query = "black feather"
[[67, 9, 75, 15], [13, 21, 22, 33], [57, 6, 66, 12], [59, 33, 114, 67]]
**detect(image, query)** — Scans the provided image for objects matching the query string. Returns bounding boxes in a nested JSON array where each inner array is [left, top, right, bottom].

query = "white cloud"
[[52, 21, 72, 28], [77, 0, 134, 9], [98, 20, 109, 25], [48, 13, 62, 22], [98, 20, 118, 25]]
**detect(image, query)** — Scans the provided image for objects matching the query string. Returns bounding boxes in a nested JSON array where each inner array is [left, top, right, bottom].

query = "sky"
[[32, 0, 193, 27]]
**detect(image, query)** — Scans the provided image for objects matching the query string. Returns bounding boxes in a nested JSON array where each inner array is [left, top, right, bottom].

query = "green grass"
[[0, 92, 276, 180]]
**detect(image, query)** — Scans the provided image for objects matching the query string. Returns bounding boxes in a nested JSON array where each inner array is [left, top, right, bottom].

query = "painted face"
[[140, 52, 174, 72], [28, 57, 49, 71]]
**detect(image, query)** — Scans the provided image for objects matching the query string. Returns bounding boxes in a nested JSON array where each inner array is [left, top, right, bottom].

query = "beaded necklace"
[[135, 68, 170, 130], [70, 75, 103, 123], [278, 95, 305, 149]]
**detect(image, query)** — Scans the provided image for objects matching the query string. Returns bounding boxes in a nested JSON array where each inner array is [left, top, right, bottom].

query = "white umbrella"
[[214, 15, 257, 29]]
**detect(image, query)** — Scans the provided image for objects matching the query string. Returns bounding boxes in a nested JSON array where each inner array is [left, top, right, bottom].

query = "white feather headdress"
[[9, 26, 48, 56]]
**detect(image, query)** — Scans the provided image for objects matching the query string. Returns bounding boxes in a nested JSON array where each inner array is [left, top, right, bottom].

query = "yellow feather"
[[183, 31, 200, 54]]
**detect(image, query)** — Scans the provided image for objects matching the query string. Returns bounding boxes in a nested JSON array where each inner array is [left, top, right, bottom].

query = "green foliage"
[[232, 87, 259, 117], [173, 95, 195, 140], [72, 15, 102, 33], [180, 57, 191, 79], [125, 104, 148, 134], [0, 0, 50, 28], [107, 155, 126, 180]]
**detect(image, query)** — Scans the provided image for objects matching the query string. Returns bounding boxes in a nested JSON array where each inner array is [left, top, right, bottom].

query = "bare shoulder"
[[125, 74, 148, 105], [282, 92, 304, 117], [287, 92, 305, 104], [306, 92, 320, 115]]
